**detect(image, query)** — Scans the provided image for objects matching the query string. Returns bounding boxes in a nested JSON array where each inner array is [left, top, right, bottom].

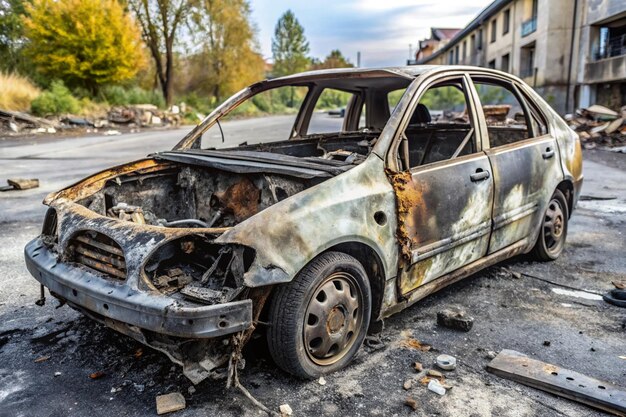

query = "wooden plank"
[[487, 349, 626, 416]]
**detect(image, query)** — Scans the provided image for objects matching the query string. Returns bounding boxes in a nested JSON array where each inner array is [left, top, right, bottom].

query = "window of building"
[[520, 43, 535, 78], [455, 45, 460, 64], [491, 19, 497, 43], [462, 41, 467, 61], [470, 34, 476, 52], [503, 9, 510, 35], [488, 59, 496, 69], [594, 18, 626, 60], [472, 79, 530, 146], [400, 78, 476, 169], [501, 53, 510, 72], [448, 50, 454, 65], [477, 29, 483, 50]]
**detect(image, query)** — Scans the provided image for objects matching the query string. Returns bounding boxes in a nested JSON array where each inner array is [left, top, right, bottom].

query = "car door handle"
[[543, 148, 555, 159], [470, 169, 490, 182]]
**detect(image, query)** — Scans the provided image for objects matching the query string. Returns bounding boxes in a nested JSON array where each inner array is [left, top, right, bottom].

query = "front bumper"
[[25, 237, 252, 339]]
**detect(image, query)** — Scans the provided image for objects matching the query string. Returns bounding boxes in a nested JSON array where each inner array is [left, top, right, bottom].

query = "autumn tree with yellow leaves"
[[23, 0, 146, 94]]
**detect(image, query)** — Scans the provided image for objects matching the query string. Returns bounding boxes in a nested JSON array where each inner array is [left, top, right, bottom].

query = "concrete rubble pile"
[[0, 104, 183, 138], [565, 104, 626, 149]]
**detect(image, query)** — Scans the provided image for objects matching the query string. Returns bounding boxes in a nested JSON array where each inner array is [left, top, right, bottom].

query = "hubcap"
[[303, 272, 363, 366], [543, 198, 565, 252]]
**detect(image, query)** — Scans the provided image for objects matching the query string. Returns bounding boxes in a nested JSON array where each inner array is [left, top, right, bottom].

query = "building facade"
[[411, 0, 626, 114]]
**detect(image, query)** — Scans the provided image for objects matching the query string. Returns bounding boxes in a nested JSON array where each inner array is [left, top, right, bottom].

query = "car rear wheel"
[[531, 189, 568, 261], [267, 251, 371, 378]]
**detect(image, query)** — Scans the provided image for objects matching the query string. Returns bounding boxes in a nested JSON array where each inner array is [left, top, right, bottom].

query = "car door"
[[392, 74, 494, 296], [469, 75, 562, 254]]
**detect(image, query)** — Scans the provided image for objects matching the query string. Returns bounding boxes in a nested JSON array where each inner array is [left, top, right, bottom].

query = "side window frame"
[[515, 83, 551, 138], [299, 85, 362, 137], [388, 72, 483, 172], [468, 74, 538, 150]]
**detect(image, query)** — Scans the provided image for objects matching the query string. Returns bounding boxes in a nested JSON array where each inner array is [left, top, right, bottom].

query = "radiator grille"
[[69, 231, 126, 280]]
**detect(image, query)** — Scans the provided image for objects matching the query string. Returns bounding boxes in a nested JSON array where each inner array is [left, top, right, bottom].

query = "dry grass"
[[0, 72, 41, 112]]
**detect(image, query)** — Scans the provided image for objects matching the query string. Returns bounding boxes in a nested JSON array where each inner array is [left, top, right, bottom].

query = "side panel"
[[486, 136, 562, 253], [391, 153, 494, 295]]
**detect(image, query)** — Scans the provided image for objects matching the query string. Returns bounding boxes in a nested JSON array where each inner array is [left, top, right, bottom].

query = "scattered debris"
[[403, 379, 413, 390], [414, 362, 424, 372], [427, 379, 447, 396], [134, 348, 143, 358], [54, 371, 61, 377], [89, 371, 105, 379], [405, 397, 418, 411], [400, 338, 432, 351], [436, 354, 457, 371], [543, 341, 551, 347], [318, 376, 326, 386], [486, 351, 497, 360], [188, 386, 196, 395], [613, 281, 626, 290], [427, 370, 443, 378], [103, 129, 122, 136], [619, 356, 626, 360], [34, 355, 50, 363], [0, 178, 39, 192], [437, 307, 474, 332], [488, 349, 626, 415], [110, 387, 122, 393], [568, 105, 626, 148], [156, 392, 186, 415], [279, 404, 293, 416]]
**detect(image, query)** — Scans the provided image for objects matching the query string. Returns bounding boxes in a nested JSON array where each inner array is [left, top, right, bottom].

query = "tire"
[[531, 189, 569, 261], [267, 251, 372, 379]]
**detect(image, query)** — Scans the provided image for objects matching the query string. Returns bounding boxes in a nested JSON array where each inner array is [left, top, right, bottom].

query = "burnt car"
[[25, 66, 582, 382]]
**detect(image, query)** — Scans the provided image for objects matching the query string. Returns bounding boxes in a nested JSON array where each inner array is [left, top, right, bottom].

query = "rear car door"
[[393, 74, 494, 296], [470, 75, 562, 253]]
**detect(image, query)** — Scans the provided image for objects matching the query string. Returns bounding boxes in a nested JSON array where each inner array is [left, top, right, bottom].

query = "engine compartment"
[[76, 164, 314, 229]]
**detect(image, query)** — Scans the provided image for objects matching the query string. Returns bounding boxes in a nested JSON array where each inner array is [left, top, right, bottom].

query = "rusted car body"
[[25, 66, 582, 382]]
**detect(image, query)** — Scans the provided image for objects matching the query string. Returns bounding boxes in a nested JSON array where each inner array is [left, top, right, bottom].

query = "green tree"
[[311, 49, 353, 70], [129, 0, 190, 106], [189, 0, 264, 102], [23, 0, 145, 94], [271, 10, 309, 77], [0, 0, 29, 73]]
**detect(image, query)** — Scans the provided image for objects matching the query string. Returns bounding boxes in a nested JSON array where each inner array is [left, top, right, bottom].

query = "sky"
[[249, 0, 494, 68]]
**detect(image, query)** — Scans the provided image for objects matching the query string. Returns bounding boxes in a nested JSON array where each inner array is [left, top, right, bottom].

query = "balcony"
[[521, 17, 537, 37], [593, 34, 626, 61]]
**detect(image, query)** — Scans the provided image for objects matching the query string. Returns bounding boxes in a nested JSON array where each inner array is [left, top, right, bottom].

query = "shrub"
[[30, 81, 80, 116], [101, 85, 165, 108], [0, 72, 41, 111]]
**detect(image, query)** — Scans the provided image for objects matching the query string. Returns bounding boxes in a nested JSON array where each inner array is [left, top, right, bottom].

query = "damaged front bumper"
[[25, 238, 253, 339]]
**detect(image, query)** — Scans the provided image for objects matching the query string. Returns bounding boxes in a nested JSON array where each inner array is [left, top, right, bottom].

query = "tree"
[[271, 10, 309, 77], [188, 0, 264, 102], [0, 0, 29, 73], [310, 49, 353, 70], [23, 0, 145, 93], [129, 0, 190, 105]]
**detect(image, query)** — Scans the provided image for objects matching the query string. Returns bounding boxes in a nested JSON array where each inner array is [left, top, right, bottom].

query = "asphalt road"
[[0, 120, 624, 417]]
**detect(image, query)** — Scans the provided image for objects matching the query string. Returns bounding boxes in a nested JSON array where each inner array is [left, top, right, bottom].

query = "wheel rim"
[[303, 272, 363, 366], [543, 198, 565, 254]]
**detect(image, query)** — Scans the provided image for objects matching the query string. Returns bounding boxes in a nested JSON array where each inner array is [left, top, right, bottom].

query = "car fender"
[[215, 155, 399, 287]]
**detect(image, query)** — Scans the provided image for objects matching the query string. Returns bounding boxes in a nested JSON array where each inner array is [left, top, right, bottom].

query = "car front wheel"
[[531, 189, 569, 261], [267, 251, 371, 378]]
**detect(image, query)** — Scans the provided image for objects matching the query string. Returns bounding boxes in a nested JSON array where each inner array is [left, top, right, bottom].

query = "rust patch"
[[385, 169, 428, 263], [214, 178, 261, 222]]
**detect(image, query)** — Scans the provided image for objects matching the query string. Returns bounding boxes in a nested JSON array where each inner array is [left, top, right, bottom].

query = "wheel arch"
[[556, 179, 574, 218], [322, 241, 387, 325]]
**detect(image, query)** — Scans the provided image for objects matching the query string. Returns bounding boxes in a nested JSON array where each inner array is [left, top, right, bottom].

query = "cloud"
[[250, 0, 492, 67]]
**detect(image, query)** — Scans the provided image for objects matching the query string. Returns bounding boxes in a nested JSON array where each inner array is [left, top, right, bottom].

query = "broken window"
[[400, 78, 477, 169], [201, 86, 309, 148], [307, 88, 356, 135], [472, 78, 530, 146]]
